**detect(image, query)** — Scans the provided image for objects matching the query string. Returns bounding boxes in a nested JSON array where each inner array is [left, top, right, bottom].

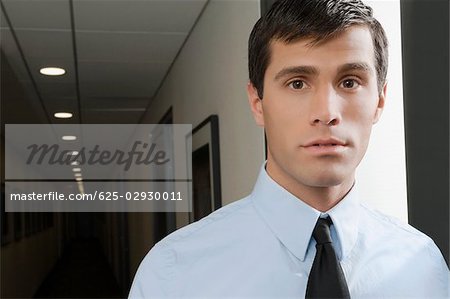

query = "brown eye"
[[341, 79, 359, 89], [289, 80, 304, 89]]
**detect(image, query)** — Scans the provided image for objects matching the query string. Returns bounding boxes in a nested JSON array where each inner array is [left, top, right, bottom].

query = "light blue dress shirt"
[[129, 165, 449, 298]]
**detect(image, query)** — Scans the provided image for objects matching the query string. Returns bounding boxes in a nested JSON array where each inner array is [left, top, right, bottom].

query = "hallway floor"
[[34, 238, 123, 299]]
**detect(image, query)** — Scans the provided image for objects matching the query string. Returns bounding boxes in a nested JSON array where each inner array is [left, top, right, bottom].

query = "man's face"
[[248, 25, 386, 190]]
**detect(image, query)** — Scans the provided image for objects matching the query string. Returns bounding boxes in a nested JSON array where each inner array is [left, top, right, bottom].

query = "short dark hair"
[[248, 0, 388, 98]]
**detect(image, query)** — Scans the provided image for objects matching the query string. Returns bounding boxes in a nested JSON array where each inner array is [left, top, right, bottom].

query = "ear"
[[373, 82, 387, 124], [247, 82, 265, 127]]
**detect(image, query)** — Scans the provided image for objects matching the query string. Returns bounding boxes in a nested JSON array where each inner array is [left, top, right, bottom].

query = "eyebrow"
[[274, 66, 319, 81], [273, 62, 372, 82], [337, 62, 372, 74]]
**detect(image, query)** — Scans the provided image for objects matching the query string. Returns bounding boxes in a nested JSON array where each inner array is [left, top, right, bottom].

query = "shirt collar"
[[250, 163, 360, 262]]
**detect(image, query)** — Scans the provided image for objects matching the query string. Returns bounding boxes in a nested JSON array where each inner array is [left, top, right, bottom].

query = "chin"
[[299, 170, 349, 188], [309, 177, 345, 188]]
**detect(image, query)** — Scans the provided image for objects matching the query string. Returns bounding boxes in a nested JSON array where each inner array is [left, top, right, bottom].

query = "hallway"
[[34, 238, 123, 299]]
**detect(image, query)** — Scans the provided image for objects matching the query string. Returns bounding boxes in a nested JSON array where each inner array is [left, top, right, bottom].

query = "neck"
[[266, 160, 355, 212]]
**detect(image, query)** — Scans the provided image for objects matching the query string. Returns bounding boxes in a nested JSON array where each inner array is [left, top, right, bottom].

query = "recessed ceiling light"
[[74, 173, 82, 177], [70, 151, 79, 156], [71, 161, 79, 166], [40, 67, 65, 76], [72, 168, 81, 172], [54, 112, 73, 119], [75, 177, 82, 181], [62, 135, 77, 141]]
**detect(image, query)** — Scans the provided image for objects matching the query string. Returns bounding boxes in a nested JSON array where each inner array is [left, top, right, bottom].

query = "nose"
[[308, 85, 342, 126]]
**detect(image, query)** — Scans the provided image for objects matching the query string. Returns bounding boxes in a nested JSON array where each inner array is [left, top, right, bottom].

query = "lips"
[[303, 138, 346, 147], [302, 138, 347, 155]]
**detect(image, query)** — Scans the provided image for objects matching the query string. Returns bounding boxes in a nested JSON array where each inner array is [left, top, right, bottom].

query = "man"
[[129, 0, 449, 297]]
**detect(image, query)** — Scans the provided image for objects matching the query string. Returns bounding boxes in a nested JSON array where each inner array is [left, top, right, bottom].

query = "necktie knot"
[[312, 217, 333, 245]]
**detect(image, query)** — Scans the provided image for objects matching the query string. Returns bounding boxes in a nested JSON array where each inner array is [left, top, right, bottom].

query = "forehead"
[[266, 26, 376, 75]]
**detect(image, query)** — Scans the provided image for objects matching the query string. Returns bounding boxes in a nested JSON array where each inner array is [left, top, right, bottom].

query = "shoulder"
[[160, 195, 256, 246], [360, 202, 429, 240], [360, 204, 434, 246], [357, 203, 449, 295], [359, 202, 448, 266], [129, 195, 271, 297], [130, 195, 264, 291]]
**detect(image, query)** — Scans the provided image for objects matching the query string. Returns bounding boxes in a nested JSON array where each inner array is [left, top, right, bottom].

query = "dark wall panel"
[[401, 0, 449, 264]]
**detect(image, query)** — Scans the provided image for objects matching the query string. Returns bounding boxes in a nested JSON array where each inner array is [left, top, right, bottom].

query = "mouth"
[[310, 143, 341, 147], [302, 138, 348, 154]]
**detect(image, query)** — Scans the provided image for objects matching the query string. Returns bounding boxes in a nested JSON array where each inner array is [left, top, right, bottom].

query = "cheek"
[[345, 109, 376, 150], [342, 98, 378, 135], [263, 98, 308, 139], [263, 88, 308, 121], [344, 91, 379, 121], [262, 96, 307, 150]]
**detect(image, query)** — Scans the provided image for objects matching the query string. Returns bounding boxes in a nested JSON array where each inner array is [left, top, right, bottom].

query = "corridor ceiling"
[[0, 0, 208, 124]]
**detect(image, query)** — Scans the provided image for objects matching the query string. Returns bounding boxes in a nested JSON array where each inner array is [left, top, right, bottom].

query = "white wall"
[[357, 0, 408, 221], [141, 0, 263, 208]]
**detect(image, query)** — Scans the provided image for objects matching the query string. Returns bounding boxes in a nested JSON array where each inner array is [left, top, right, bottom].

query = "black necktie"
[[305, 217, 350, 299]]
